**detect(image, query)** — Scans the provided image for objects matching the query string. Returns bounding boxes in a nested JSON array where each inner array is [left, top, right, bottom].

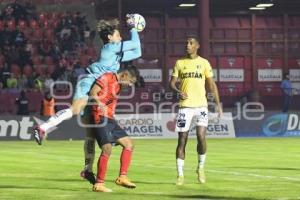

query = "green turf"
[[0, 138, 300, 200]]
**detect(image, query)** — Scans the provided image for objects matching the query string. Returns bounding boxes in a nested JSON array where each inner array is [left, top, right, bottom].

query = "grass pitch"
[[0, 138, 300, 200]]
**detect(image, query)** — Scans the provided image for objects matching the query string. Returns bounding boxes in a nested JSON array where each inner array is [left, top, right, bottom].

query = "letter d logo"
[[262, 114, 288, 136]]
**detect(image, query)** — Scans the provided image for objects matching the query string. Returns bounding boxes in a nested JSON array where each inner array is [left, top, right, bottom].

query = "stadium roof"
[[97, 0, 300, 16]]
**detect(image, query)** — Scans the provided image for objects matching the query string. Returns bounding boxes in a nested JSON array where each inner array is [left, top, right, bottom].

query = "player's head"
[[117, 65, 140, 86], [186, 35, 200, 56], [45, 91, 52, 99], [97, 19, 122, 44]]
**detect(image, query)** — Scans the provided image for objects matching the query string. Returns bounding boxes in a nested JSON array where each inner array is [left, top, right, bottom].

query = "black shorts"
[[92, 117, 128, 147]]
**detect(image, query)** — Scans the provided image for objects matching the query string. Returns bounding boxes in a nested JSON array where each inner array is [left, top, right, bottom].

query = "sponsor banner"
[[258, 69, 282, 82], [0, 115, 85, 141], [219, 69, 244, 82], [292, 82, 300, 95], [0, 113, 235, 140], [115, 112, 235, 138], [289, 69, 300, 81], [234, 112, 300, 137], [140, 69, 162, 82]]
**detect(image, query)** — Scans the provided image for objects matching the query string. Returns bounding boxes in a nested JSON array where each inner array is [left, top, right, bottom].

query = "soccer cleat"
[[80, 170, 96, 185], [115, 176, 136, 189], [197, 168, 206, 184], [93, 183, 112, 192], [176, 176, 184, 186], [33, 126, 45, 145]]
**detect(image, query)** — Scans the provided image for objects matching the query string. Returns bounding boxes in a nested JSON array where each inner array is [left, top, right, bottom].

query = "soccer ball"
[[129, 13, 146, 32]]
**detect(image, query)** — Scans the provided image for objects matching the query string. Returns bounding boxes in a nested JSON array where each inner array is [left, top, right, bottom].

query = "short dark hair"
[[119, 64, 143, 87], [187, 35, 199, 43], [121, 64, 139, 78]]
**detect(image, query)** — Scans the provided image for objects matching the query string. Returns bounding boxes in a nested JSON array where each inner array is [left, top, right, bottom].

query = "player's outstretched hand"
[[126, 14, 135, 28]]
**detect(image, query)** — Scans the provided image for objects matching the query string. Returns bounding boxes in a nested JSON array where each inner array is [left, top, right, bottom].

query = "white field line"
[[132, 163, 300, 182]]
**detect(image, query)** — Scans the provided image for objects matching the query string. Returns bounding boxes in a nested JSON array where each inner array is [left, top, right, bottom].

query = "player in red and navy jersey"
[[86, 65, 139, 192]]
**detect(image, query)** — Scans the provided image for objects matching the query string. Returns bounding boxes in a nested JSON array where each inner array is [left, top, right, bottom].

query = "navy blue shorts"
[[92, 117, 128, 147]]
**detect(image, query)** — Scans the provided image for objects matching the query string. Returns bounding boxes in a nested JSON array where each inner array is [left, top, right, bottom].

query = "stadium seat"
[[11, 64, 21, 76], [52, 19, 60, 28], [22, 29, 32, 38], [219, 56, 244, 68], [34, 65, 46, 76], [145, 17, 162, 28], [18, 20, 27, 31], [288, 58, 300, 67], [33, 56, 42, 65], [80, 54, 90, 67], [41, 20, 51, 29], [0, 54, 5, 66], [256, 58, 283, 68], [219, 83, 244, 96], [48, 12, 60, 20], [32, 29, 43, 41], [0, 92, 14, 113], [44, 56, 54, 65], [86, 46, 97, 57], [27, 91, 43, 113], [209, 57, 217, 67], [46, 65, 56, 74], [22, 64, 33, 77], [44, 29, 54, 41], [258, 83, 282, 96], [214, 17, 240, 28], [29, 19, 38, 29], [6, 19, 16, 31], [39, 13, 47, 24], [0, 20, 3, 31]]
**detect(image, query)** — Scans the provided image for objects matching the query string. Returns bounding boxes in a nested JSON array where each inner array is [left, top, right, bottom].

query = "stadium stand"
[[0, 1, 97, 114]]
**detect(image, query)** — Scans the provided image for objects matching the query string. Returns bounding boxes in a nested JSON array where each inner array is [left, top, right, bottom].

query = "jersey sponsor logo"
[[180, 72, 203, 79], [200, 111, 207, 117]]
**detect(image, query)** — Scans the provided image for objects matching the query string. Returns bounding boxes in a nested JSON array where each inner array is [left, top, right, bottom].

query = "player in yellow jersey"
[[169, 36, 222, 186]]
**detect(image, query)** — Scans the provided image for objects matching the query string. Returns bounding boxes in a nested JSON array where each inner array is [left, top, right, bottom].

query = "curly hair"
[[96, 19, 119, 44]]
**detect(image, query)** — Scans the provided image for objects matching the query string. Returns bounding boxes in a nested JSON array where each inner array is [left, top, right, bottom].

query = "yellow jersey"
[[172, 56, 213, 107]]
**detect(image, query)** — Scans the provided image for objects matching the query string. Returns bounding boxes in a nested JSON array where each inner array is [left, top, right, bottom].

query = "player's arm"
[[112, 29, 142, 62], [109, 29, 141, 53], [206, 77, 223, 117], [169, 61, 187, 100], [169, 76, 187, 100], [89, 80, 106, 111]]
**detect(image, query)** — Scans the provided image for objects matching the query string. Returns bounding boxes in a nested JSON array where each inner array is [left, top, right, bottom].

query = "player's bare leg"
[[176, 131, 188, 185], [115, 137, 136, 188], [196, 126, 207, 184]]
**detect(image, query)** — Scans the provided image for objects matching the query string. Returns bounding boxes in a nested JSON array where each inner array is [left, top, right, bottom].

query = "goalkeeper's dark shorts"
[[92, 116, 128, 147]]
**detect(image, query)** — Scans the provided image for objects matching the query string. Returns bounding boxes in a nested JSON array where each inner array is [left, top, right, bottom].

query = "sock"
[[40, 108, 73, 132], [83, 136, 95, 172], [96, 153, 109, 183], [176, 158, 184, 177], [119, 148, 133, 176], [198, 154, 206, 169]]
